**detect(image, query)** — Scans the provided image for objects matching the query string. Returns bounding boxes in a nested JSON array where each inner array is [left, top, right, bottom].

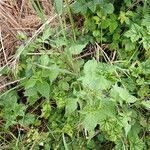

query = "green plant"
[[0, 0, 150, 149]]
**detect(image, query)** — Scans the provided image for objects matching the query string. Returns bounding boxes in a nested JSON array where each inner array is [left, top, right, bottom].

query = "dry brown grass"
[[0, 0, 56, 92]]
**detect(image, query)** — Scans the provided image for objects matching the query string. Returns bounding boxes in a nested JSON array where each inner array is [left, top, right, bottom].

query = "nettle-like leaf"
[[83, 111, 99, 134], [80, 59, 112, 90], [109, 20, 118, 33], [124, 23, 142, 42], [102, 3, 114, 15], [65, 98, 78, 114], [37, 81, 50, 100], [1, 91, 26, 128], [25, 78, 36, 89], [40, 54, 49, 66], [146, 25, 150, 35], [142, 36, 150, 50], [142, 14, 150, 26], [111, 85, 137, 104], [19, 113, 35, 127], [68, 44, 86, 55], [122, 39, 135, 51], [72, 0, 88, 14], [141, 59, 150, 74]]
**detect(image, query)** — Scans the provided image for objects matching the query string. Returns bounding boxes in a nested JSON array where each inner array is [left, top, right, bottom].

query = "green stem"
[[65, 0, 76, 42]]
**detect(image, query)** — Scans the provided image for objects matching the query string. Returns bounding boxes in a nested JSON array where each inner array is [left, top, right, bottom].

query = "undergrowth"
[[0, 0, 150, 149]]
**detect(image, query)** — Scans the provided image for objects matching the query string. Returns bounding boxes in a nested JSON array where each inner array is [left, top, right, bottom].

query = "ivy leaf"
[[124, 24, 142, 42], [69, 44, 86, 55], [37, 81, 50, 100]]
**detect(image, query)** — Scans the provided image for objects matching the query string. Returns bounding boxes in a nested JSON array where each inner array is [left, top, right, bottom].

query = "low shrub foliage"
[[0, 0, 150, 149]]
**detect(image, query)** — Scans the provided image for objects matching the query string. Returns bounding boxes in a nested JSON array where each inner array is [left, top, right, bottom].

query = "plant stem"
[[65, 0, 76, 42]]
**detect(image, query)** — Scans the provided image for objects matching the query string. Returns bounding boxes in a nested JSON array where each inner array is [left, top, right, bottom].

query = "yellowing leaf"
[[118, 11, 126, 24]]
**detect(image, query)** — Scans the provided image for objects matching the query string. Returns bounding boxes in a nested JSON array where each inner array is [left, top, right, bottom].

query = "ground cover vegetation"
[[0, 0, 150, 149]]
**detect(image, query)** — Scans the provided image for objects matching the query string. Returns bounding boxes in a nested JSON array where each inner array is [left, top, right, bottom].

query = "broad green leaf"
[[24, 87, 38, 97], [83, 112, 98, 132], [49, 65, 59, 83], [81, 60, 112, 90], [93, 30, 100, 37], [72, 0, 87, 14], [59, 82, 69, 91], [129, 136, 144, 150], [37, 81, 50, 100], [124, 123, 132, 137], [123, 39, 135, 51], [109, 20, 118, 33], [141, 101, 150, 109], [142, 14, 150, 26], [93, 16, 100, 24], [111, 85, 137, 103], [142, 36, 150, 50], [68, 44, 86, 55], [124, 24, 142, 42], [40, 54, 49, 66], [19, 113, 35, 126], [102, 3, 114, 15], [25, 79, 36, 89], [65, 98, 78, 114], [54, 0, 63, 15], [87, 1, 96, 12], [101, 19, 110, 29], [146, 25, 150, 34], [14, 104, 25, 116]]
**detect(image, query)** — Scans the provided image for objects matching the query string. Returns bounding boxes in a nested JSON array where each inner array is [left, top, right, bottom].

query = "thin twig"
[[95, 42, 112, 64], [0, 28, 8, 65], [0, 77, 25, 90]]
